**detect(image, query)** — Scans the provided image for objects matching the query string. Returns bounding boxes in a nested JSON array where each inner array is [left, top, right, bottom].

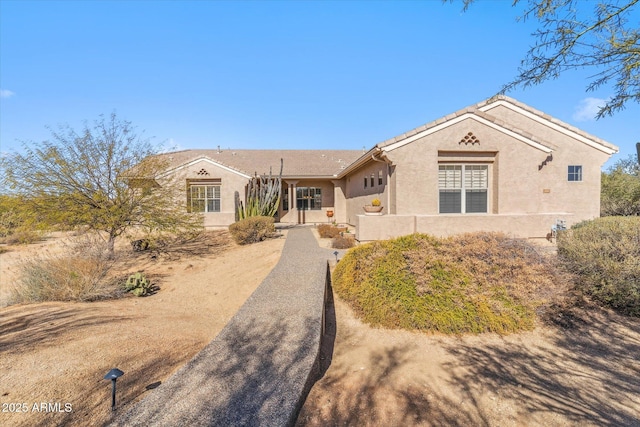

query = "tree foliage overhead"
[[456, 0, 640, 118], [1, 113, 202, 255]]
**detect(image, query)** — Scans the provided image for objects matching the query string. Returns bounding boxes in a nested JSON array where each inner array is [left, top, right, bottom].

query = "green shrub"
[[333, 233, 564, 334], [332, 235, 355, 249], [124, 272, 153, 297], [558, 216, 640, 316], [229, 216, 275, 245]]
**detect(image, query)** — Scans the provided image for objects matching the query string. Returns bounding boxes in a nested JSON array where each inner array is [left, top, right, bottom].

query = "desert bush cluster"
[[317, 224, 342, 239], [331, 235, 355, 249], [558, 216, 640, 316], [317, 224, 355, 248], [9, 235, 122, 303], [229, 216, 276, 245], [333, 232, 567, 334]]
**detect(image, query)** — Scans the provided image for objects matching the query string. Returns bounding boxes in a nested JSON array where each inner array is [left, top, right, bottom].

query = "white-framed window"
[[189, 184, 221, 213], [568, 165, 582, 182], [439, 164, 488, 214]]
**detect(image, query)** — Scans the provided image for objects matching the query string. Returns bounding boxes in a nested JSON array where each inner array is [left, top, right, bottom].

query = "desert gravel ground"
[[298, 232, 640, 427], [0, 231, 285, 427], [2, 229, 639, 427]]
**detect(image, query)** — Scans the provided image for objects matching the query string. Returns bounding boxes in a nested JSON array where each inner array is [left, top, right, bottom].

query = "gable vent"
[[460, 132, 480, 145], [196, 168, 210, 176]]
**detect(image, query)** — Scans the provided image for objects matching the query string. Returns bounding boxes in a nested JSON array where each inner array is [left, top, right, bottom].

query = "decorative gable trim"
[[160, 156, 252, 179], [460, 132, 480, 145], [380, 113, 553, 154], [479, 99, 618, 155]]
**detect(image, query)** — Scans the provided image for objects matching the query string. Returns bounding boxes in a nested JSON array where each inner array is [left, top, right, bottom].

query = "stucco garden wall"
[[356, 212, 576, 241]]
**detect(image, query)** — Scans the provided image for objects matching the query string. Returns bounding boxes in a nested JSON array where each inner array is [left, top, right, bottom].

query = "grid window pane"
[[438, 165, 462, 189], [568, 165, 582, 181], [190, 184, 221, 213], [296, 187, 322, 210], [464, 165, 488, 189]]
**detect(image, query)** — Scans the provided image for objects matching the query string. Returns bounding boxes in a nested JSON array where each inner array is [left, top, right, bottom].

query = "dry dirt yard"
[[297, 290, 640, 426], [2, 229, 639, 427], [0, 230, 286, 427], [300, 230, 640, 426]]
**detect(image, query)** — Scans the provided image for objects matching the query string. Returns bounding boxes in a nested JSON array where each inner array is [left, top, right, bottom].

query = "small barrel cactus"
[[371, 198, 381, 207]]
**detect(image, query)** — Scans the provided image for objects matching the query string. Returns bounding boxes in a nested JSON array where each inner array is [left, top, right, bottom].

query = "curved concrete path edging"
[[110, 227, 333, 427]]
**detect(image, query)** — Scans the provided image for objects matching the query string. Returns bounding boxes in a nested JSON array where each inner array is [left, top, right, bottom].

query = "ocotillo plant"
[[236, 159, 283, 220]]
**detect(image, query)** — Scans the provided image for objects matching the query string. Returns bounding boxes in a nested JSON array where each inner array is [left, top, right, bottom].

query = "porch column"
[[331, 179, 346, 224], [286, 180, 299, 224]]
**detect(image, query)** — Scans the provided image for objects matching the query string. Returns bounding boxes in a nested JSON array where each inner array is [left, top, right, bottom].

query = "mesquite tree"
[[1, 113, 201, 257]]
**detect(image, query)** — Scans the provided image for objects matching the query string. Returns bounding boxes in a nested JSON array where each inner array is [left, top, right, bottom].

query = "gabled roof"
[[477, 96, 618, 155], [375, 95, 618, 155], [159, 96, 618, 180], [159, 149, 364, 178]]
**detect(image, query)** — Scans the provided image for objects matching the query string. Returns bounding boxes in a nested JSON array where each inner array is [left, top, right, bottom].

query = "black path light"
[[104, 368, 124, 411], [333, 251, 339, 262]]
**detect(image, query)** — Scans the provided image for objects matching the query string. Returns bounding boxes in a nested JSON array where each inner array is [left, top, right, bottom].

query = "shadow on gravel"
[[112, 313, 323, 426], [296, 305, 640, 427], [0, 305, 133, 354], [441, 308, 640, 427]]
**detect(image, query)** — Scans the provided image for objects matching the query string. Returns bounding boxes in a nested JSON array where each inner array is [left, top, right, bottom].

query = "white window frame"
[[189, 184, 221, 213], [438, 164, 489, 214], [568, 165, 583, 182]]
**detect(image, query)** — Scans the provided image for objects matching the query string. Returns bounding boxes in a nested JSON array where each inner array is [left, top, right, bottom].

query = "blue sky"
[[1, 0, 638, 169]]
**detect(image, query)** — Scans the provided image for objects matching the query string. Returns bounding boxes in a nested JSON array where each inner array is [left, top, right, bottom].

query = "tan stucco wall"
[[177, 159, 249, 227], [483, 104, 611, 221], [344, 160, 390, 224], [347, 112, 610, 238], [357, 212, 575, 241]]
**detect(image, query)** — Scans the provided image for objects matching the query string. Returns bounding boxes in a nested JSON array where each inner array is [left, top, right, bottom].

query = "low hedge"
[[229, 216, 275, 245], [333, 232, 562, 334]]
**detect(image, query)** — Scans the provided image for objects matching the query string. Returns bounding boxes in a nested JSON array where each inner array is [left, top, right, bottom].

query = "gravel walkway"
[[110, 226, 333, 427]]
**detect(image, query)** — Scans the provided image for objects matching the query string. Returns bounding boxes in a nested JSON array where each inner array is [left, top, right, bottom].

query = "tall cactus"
[[236, 159, 283, 220]]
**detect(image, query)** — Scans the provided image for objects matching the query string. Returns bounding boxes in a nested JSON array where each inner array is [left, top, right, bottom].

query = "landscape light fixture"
[[104, 368, 124, 411], [333, 251, 339, 262]]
